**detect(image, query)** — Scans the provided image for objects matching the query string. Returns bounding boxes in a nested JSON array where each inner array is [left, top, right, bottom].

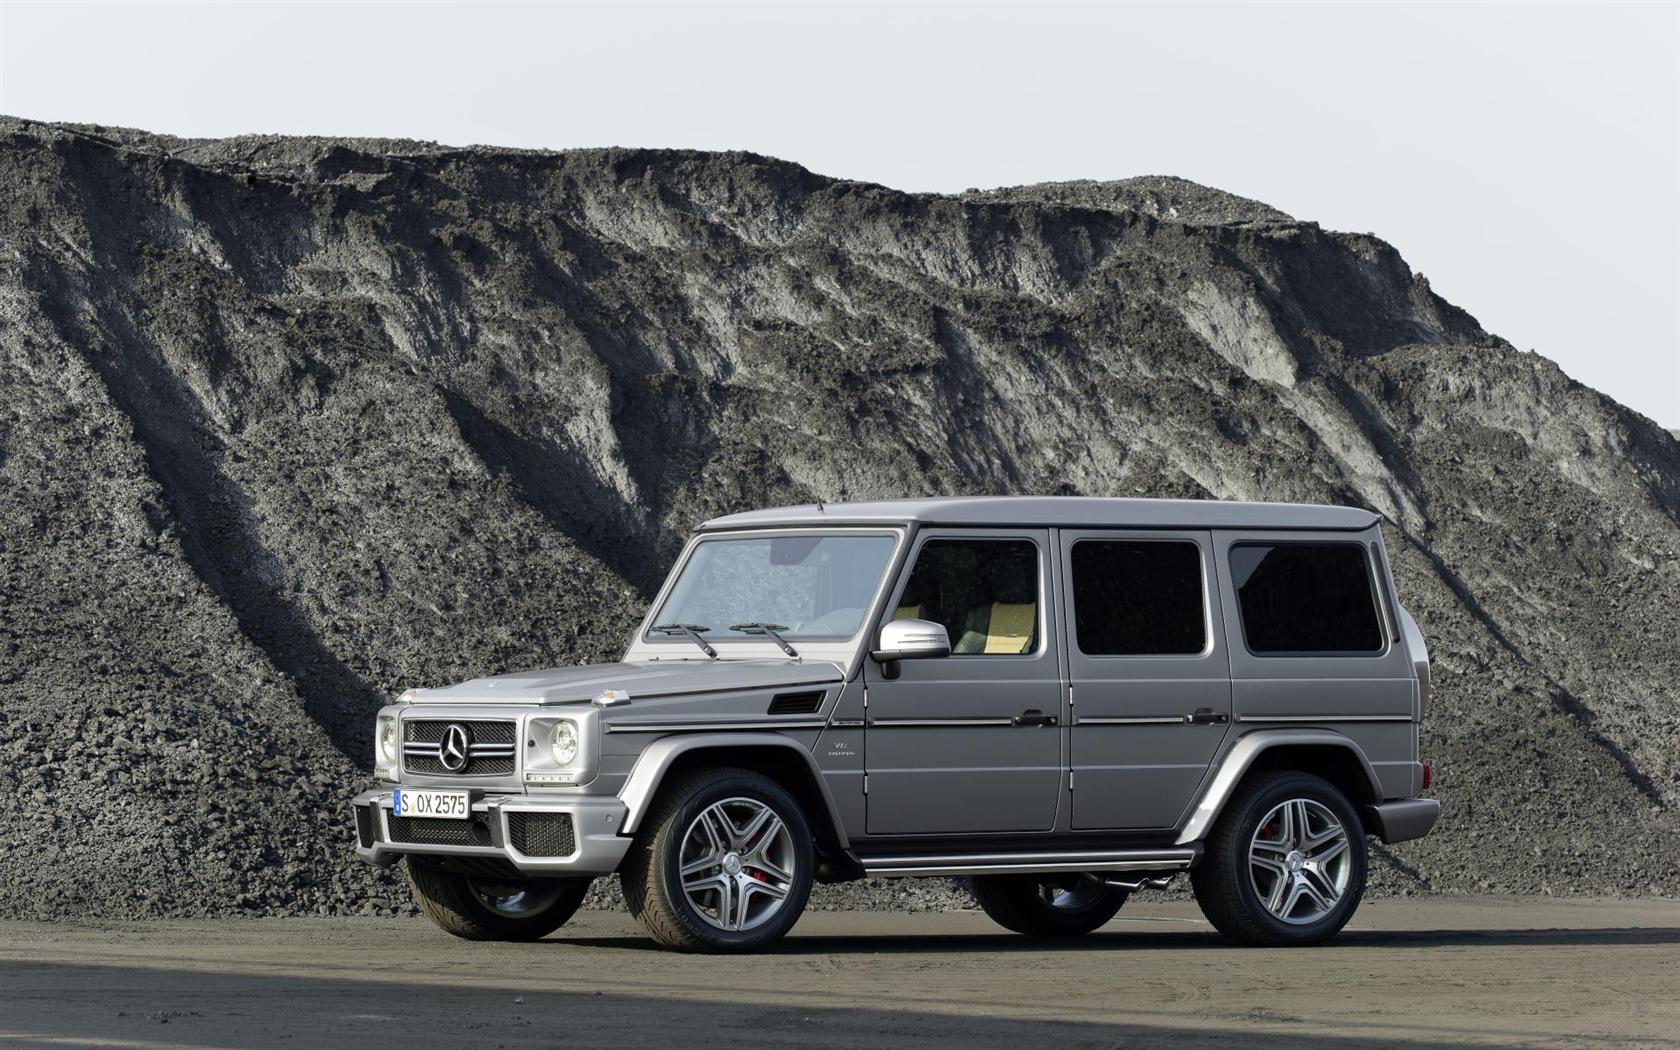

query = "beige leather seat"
[[953, 601, 1036, 654]]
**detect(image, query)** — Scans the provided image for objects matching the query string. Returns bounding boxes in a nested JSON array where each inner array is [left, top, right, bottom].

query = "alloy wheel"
[[1247, 798, 1352, 925], [467, 879, 568, 918], [1036, 878, 1111, 913], [678, 797, 796, 932]]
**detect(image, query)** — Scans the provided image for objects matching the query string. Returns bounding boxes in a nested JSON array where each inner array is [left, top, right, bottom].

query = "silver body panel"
[[862, 528, 1065, 835], [349, 497, 1437, 882], [1060, 529, 1233, 830]]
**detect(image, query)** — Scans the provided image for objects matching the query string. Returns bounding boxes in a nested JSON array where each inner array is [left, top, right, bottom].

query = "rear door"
[[863, 529, 1065, 836], [1213, 529, 1416, 798], [1060, 530, 1233, 829]]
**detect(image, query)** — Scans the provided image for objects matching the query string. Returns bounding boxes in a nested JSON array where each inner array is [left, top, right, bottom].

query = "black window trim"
[[1067, 536, 1214, 660], [1228, 539, 1390, 659], [887, 532, 1047, 659]]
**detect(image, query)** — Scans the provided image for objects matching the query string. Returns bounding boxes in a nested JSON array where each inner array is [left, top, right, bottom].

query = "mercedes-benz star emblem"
[[439, 723, 472, 773]]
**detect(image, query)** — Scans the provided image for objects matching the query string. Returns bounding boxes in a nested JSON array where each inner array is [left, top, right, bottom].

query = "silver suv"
[[351, 497, 1439, 952]]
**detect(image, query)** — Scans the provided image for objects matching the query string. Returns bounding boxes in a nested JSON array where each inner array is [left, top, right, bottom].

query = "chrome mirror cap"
[[871, 618, 951, 662]]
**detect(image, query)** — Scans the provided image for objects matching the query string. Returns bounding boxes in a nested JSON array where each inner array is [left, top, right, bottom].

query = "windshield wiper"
[[730, 622, 799, 658], [652, 623, 718, 659]]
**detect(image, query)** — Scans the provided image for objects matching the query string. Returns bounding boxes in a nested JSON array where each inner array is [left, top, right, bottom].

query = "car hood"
[[405, 659, 846, 705]]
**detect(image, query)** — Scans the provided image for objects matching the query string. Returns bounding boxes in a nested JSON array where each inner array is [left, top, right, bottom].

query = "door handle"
[[1014, 709, 1059, 727], [1185, 707, 1230, 726]]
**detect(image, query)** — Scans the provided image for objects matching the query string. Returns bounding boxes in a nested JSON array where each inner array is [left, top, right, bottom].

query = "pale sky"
[[3, 1, 1675, 427]]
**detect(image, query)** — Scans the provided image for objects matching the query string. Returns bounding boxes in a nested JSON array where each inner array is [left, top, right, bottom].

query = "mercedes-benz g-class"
[[351, 497, 1438, 951]]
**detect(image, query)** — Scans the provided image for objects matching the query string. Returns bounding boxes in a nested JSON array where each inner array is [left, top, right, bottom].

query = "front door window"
[[895, 539, 1040, 655]]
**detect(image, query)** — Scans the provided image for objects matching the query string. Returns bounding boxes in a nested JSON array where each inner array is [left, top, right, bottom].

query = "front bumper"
[[351, 788, 631, 876]]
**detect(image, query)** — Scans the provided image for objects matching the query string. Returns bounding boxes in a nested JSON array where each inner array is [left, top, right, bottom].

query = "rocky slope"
[[1, 117, 1676, 918]]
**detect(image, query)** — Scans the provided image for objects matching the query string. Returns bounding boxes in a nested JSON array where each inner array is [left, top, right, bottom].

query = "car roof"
[[698, 496, 1380, 532]]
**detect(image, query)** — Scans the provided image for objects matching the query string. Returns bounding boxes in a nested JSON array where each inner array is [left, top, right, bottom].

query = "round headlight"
[[377, 719, 398, 765], [549, 721, 579, 765]]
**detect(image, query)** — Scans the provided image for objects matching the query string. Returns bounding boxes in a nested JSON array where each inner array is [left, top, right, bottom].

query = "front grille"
[[407, 720, 517, 745], [405, 754, 515, 776], [507, 813, 576, 857], [403, 719, 518, 777], [387, 813, 494, 848]]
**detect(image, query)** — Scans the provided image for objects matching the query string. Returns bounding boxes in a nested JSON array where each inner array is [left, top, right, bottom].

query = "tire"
[[970, 875, 1128, 936], [621, 767, 815, 953], [1191, 770, 1368, 947], [405, 856, 589, 941]]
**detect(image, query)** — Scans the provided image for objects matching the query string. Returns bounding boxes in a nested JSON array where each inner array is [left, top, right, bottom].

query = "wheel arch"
[[1176, 730, 1385, 846], [618, 733, 849, 857]]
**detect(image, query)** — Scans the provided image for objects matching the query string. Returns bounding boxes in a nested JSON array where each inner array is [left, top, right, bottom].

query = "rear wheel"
[[1191, 770, 1367, 946], [405, 856, 589, 941], [621, 767, 814, 953], [970, 874, 1128, 936]]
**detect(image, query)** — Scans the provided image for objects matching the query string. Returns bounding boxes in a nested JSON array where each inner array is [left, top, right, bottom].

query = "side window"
[[1070, 540, 1206, 655], [1229, 543, 1383, 654], [896, 539, 1039, 655]]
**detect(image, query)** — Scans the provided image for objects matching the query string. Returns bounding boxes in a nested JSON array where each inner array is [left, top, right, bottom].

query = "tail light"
[[1421, 762, 1433, 790]]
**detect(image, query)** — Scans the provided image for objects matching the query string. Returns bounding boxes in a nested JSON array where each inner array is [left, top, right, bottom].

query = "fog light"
[[549, 720, 579, 765]]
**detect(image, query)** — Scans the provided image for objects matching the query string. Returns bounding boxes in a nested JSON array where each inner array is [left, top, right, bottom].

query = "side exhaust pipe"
[[1099, 873, 1177, 892]]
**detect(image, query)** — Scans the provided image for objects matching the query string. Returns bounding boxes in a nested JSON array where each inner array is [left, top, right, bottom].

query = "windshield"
[[649, 533, 899, 641]]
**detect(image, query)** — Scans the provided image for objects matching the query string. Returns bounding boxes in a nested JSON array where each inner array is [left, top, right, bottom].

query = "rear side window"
[[1070, 541, 1206, 655], [1229, 543, 1383, 654]]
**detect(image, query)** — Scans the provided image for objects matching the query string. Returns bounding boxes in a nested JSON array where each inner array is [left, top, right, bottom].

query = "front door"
[[864, 530, 1065, 836], [1060, 530, 1233, 829]]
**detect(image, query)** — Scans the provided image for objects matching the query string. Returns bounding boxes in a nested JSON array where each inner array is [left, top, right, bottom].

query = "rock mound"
[[1, 116, 1676, 917]]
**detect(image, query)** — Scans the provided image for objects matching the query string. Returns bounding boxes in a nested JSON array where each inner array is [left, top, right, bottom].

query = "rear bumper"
[[351, 788, 631, 876], [1364, 798, 1440, 844]]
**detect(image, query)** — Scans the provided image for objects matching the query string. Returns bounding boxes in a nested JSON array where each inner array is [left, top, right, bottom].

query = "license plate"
[[391, 789, 470, 820]]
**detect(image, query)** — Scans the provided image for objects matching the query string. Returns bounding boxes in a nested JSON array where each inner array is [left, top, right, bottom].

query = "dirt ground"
[[1, 897, 1676, 1049]]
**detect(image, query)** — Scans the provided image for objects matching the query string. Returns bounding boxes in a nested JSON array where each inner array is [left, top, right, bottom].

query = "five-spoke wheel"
[[405, 857, 590, 941], [622, 768, 814, 952], [971, 874, 1129, 936], [1247, 798, 1352, 925], [1192, 771, 1367, 946], [678, 797, 797, 932]]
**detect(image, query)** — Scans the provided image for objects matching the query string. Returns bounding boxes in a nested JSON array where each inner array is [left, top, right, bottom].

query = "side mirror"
[[872, 618, 951, 665]]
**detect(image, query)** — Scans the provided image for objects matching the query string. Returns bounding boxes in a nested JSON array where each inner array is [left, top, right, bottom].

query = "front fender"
[[617, 732, 849, 848], [1175, 729, 1385, 846]]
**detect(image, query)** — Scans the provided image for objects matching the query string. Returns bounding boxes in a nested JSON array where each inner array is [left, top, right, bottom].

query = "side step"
[[860, 847, 1198, 879]]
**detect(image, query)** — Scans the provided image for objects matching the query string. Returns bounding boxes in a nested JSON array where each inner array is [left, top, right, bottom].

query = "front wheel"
[[621, 767, 814, 952], [1191, 771, 1367, 947], [970, 875, 1128, 936], [405, 856, 589, 941]]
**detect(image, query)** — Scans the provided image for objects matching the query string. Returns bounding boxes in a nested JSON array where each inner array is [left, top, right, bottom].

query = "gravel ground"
[[2, 898, 1677, 1048], [0, 117, 1676, 919]]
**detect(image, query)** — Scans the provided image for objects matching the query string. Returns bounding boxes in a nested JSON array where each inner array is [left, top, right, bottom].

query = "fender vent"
[[768, 690, 826, 715]]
